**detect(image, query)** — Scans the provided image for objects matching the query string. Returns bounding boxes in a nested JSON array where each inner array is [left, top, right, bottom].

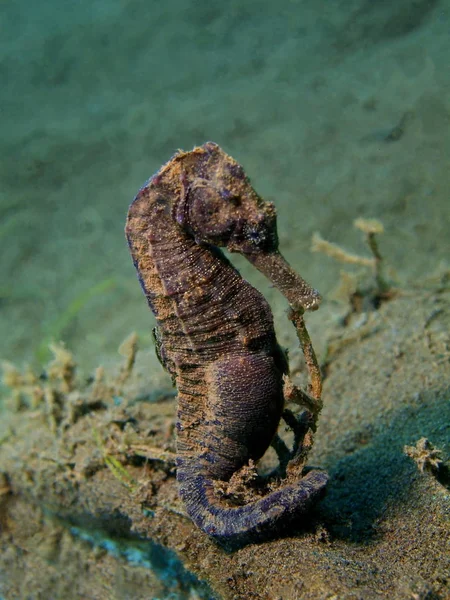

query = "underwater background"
[[2, 0, 449, 371], [1, 1, 449, 599]]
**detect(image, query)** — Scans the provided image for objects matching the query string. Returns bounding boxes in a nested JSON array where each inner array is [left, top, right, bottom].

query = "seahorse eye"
[[229, 215, 278, 255], [246, 226, 266, 245]]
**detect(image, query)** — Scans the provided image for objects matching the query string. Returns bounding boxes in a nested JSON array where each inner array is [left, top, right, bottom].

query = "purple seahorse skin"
[[125, 142, 327, 545]]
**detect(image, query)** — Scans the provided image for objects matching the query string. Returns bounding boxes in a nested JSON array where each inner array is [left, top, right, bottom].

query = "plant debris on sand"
[[0, 281, 449, 599]]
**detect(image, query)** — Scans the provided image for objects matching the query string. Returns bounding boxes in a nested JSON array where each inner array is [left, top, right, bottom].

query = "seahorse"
[[125, 142, 328, 545]]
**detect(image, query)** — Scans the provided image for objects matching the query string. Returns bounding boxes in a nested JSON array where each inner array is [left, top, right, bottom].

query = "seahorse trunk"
[[174, 352, 327, 546]]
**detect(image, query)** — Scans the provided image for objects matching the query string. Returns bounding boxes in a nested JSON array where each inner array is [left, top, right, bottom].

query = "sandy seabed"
[[1, 1, 449, 598]]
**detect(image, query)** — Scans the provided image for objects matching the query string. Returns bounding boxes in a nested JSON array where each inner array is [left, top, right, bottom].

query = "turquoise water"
[[2, 0, 449, 372]]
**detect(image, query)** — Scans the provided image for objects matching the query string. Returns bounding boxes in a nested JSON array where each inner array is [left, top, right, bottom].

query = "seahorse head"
[[174, 142, 280, 257]]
